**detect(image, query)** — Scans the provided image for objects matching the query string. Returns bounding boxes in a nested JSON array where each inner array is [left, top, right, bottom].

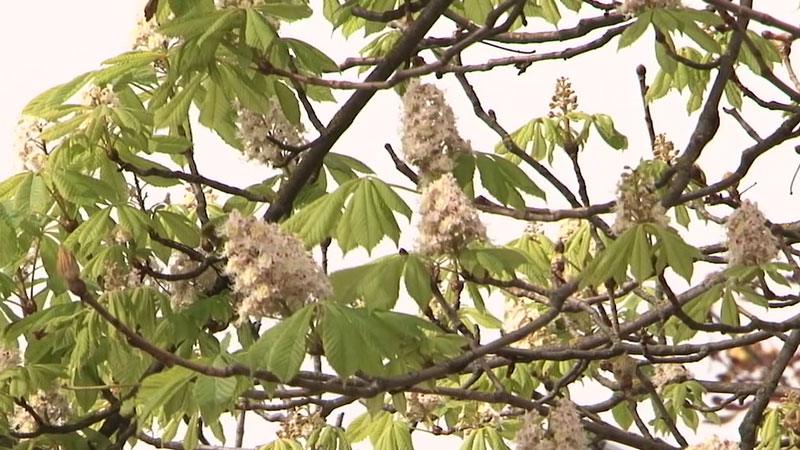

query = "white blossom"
[[725, 200, 779, 266], [11, 391, 71, 433], [516, 410, 552, 450], [416, 174, 486, 255], [503, 300, 556, 349], [221, 210, 331, 319], [234, 100, 305, 166], [168, 253, 217, 311], [407, 393, 443, 421], [81, 84, 120, 108], [401, 80, 472, 178], [549, 399, 588, 450], [0, 345, 20, 372], [652, 133, 676, 164], [132, 15, 168, 51], [651, 363, 692, 390], [613, 166, 668, 234], [15, 116, 48, 173]]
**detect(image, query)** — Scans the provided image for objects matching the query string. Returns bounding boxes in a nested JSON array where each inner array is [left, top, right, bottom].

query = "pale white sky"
[[2, 1, 800, 448]]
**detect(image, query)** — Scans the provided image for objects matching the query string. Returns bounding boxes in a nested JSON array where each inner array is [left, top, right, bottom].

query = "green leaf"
[[321, 305, 371, 377], [680, 19, 721, 54], [404, 255, 433, 309], [724, 81, 742, 110], [154, 75, 203, 129], [355, 255, 407, 310], [274, 81, 301, 125], [286, 39, 339, 73], [23, 71, 94, 116], [649, 224, 699, 282], [249, 306, 313, 381], [137, 366, 195, 419], [580, 227, 637, 288], [345, 412, 374, 443], [463, 0, 493, 25], [612, 402, 634, 430], [655, 39, 678, 75], [618, 11, 652, 49], [149, 135, 192, 154], [245, 8, 277, 51], [282, 179, 358, 248], [630, 225, 654, 282], [13, 173, 51, 217], [194, 367, 237, 423], [199, 77, 231, 129], [254, 3, 313, 21], [158, 210, 201, 248], [159, 10, 229, 39], [592, 114, 628, 149], [117, 204, 151, 243], [336, 179, 409, 254], [720, 289, 740, 327], [52, 169, 116, 205], [197, 9, 242, 46], [539, 0, 561, 25]]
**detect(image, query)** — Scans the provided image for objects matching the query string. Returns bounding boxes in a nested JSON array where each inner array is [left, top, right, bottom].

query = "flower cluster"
[[182, 185, 219, 208], [725, 200, 778, 266], [416, 174, 486, 255], [15, 116, 48, 172], [168, 253, 218, 311], [549, 399, 588, 450], [618, 0, 681, 17], [401, 80, 472, 178], [132, 15, 168, 51], [81, 84, 120, 108], [407, 393, 443, 421], [234, 100, 305, 166], [503, 300, 557, 349], [548, 77, 578, 119], [0, 345, 20, 372], [613, 166, 668, 234], [685, 436, 737, 450], [11, 391, 71, 433], [516, 410, 550, 450], [651, 363, 692, 390], [221, 210, 331, 319], [103, 262, 143, 292], [515, 400, 588, 450], [277, 408, 324, 440], [652, 133, 676, 164]]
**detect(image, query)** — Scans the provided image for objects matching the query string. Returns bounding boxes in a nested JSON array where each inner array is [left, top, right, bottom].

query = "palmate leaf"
[[22, 71, 94, 117], [320, 304, 384, 377], [336, 178, 411, 254], [282, 178, 359, 248], [475, 153, 546, 209], [193, 358, 238, 422], [285, 177, 410, 254], [248, 305, 313, 382], [245, 8, 278, 51], [329, 254, 407, 309], [136, 366, 196, 419], [154, 75, 204, 129]]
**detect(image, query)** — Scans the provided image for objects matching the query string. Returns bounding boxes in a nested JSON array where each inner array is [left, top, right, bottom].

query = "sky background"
[[2, 1, 800, 448]]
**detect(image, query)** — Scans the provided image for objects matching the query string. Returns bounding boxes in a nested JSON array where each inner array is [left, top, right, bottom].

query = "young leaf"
[[245, 8, 277, 51]]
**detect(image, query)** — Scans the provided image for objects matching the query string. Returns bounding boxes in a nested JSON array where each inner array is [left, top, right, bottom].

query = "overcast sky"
[[2, 1, 799, 448]]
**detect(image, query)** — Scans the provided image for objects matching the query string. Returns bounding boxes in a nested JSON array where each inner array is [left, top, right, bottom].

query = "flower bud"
[[56, 247, 80, 283]]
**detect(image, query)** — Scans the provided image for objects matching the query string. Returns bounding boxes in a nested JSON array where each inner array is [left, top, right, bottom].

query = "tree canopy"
[[4, 0, 800, 449]]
